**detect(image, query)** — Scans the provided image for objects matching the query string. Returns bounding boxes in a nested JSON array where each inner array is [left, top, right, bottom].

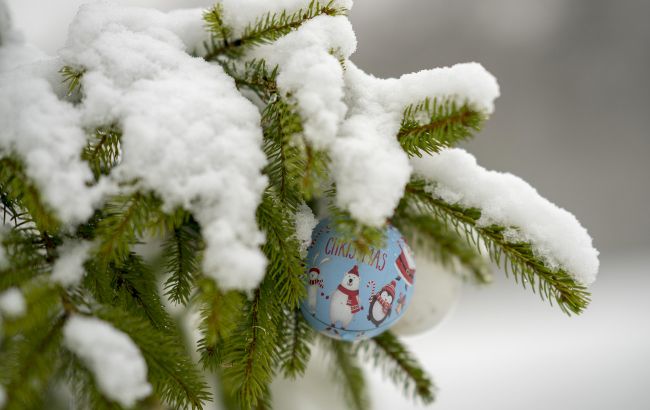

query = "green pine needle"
[[96, 306, 212, 410], [278, 309, 313, 378], [359, 331, 436, 404], [59, 65, 85, 98], [398, 98, 485, 157], [0, 309, 66, 410], [81, 126, 122, 180], [392, 211, 492, 284], [257, 191, 306, 308], [221, 284, 281, 410], [323, 337, 369, 410], [163, 219, 202, 306], [0, 157, 60, 232], [196, 279, 245, 371], [405, 179, 591, 315], [204, 1, 348, 59]]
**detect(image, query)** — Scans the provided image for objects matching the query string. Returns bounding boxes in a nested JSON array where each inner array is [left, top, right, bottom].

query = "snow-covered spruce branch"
[[81, 126, 122, 180], [358, 331, 436, 404], [204, 1, 347, 59], [222, 58, 330, 203], [398, 98, 485, 157], [392, 211, 492, 284], [0, 157, 59, 232], [404, 179, 591, 314], [0, 0, 599, 408], [93, 307, 211, 409]]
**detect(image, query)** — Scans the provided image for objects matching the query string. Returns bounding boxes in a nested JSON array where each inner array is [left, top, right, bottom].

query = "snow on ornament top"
[[301, 218, 416, 341]]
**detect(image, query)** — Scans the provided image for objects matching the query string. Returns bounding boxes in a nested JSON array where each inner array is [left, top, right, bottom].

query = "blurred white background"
[[5, 0, 649, 408]]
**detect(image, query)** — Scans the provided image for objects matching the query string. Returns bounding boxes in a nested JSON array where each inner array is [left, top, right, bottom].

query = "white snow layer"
[[294, 203, 318, 257], [63, 315, 152, 407], [51, 241, 93, 287], [245, 4, 499, 226], [219, 0, 353, 37], [0, 287, 26, 318], [0, 62, 104, 225], [412, 148, 599, 284], [0, 1, 590, 291], [58, 3, 269, 290]]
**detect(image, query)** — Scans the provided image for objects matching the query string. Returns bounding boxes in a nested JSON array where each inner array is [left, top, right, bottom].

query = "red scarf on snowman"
[[336, 284, 362, 313]]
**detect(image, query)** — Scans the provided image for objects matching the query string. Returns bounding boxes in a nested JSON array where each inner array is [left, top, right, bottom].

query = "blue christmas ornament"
[[301, 218, 416, 341]]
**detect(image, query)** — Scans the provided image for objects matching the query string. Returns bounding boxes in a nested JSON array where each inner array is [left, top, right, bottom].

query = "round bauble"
[[390, 254, 462, 336], [300, 218, 416, 341]]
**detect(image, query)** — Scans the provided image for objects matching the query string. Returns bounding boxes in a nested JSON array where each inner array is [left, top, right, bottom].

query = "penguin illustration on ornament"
[[307, 267, 323, 315], [328, 265, 363, 330], [367, 280, 396, 327]]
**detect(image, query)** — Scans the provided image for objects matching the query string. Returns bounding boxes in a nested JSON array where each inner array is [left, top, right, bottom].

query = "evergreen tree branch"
[[359, 331, 436, 404], [405, 179, 591, 314], [196, 279, 245, 371], [221, 282, 281, 410], [81, 126, 122, 180], [322, 337, 369, 410], [59, 65, 85, 97], [392, 210, 492, 284], [96, 306, 211, 410], [94, 192, 164, 265], [163, 218, 202, 306], [326, 189, 386, 254], [278, 309, 313, 379], [204, 1, 347, 59], [398, 98, 485, 157], [0, 311, 66, 410], [0, 229, 49, 291], [85, 253, 172, 330], [0, 157, 59, 232], [256, 191, 305, 308], [222, 59, 329, 201]]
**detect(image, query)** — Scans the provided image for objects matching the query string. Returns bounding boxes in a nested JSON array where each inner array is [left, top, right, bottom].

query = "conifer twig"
[[359, 331, 436, 404], [398, 98, 484, 157], [204, 1, 347, 60], [323, 338, 369, 410], [405, 179, 591, 314]]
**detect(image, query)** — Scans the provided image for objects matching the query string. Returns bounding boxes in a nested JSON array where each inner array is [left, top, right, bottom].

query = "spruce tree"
[[0, 1, 599, 409]]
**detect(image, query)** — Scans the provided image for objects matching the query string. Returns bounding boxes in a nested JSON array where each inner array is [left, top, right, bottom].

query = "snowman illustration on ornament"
[[327, 265, 363, 330], [307, 267, 324, 315]]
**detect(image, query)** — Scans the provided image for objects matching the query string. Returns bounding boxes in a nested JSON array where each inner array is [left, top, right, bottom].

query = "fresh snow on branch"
[[0, 287, 26, 318], [249, 15, 356, 150], [51, 241, 93, 287], [63, 4, 269, 290], [219, 0, 354, 37], [295, 202, 318, 257], [0, 64, 105, 225], [63, 315, 152, 407], [412, 148, 599, 284]]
